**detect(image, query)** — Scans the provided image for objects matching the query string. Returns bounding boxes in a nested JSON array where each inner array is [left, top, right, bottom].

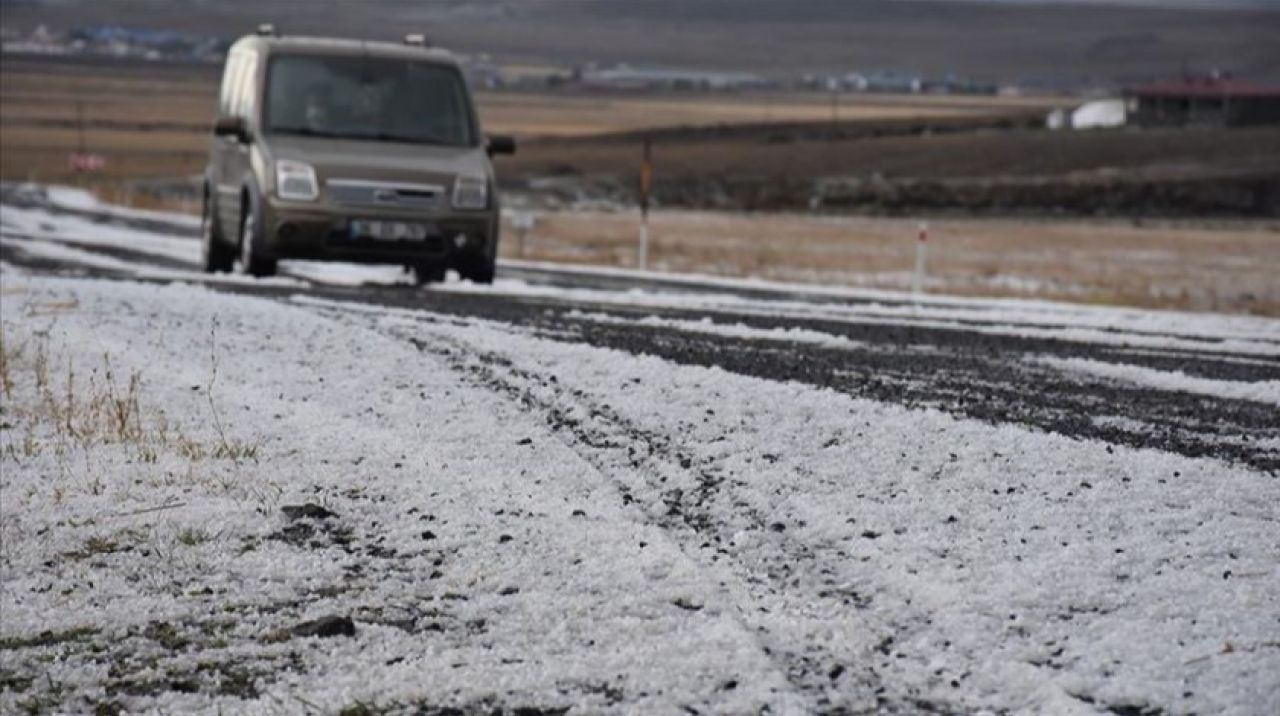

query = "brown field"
[[0, 57, 1063, 185], [499, 210, 1280, 315], [508, 125, 1280, 181], [3, 56, 1277, 315], [476, 91, 1059, 137]]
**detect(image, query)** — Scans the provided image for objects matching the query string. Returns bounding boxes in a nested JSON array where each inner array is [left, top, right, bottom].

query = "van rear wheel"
[[201, 195, 235, 273], [238, 199, 277, 278]]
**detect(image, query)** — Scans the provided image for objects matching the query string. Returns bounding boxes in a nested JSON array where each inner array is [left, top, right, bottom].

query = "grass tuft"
[[0, 626, 99, 651], [176, 527, 209, 547], [1, 330, 264, 475]]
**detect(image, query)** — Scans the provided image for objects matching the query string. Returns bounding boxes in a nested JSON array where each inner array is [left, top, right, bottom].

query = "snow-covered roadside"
[[1032, 355, 1280, 407], [41, 186, 201, 229], [0, 199, 200, 266], [307, 293, 1280, 715], [5, 189, 1278, 359], [562, 308, 871, 351], [0, 197, 404, 288], [4, 267, 1275, 714], [0, 269, 792, 714], [448, 278, 1280, 358], [556, 306, 1277, 410], [494, 258, 1280, 350]]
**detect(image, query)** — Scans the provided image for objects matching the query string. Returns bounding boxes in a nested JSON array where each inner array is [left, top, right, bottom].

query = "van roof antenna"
[[257, 24, 278, 37], [404, 33, 430, 47]]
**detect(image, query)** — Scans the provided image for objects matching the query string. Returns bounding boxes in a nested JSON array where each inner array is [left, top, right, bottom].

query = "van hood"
[[262, 135, 491, 186]]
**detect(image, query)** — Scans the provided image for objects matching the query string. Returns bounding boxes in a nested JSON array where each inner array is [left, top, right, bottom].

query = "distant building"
[[1125, 75, 1280, 128], [846, 70, 922, 94], [460, 54, 505, 89], [577, 64, 767, 91], [920, 73, 997, 96]]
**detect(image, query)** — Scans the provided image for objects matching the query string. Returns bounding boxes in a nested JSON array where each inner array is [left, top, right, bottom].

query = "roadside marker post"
[[638, 136, 652, 270], [68, 99, 108, 184], [76, 99, 85, 156], [511, 211, 536, 259], [912, 221, 929, 297], [68, 153, 105, 173], [638, 218, 649, 271]]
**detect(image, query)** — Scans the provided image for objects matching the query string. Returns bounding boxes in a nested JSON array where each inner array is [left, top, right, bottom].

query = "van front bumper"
[[261, 198, 498, 266]]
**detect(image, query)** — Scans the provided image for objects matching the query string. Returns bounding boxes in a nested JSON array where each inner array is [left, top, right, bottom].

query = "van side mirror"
[[486, 134, 515, 157], [214, 115, 251, 143]]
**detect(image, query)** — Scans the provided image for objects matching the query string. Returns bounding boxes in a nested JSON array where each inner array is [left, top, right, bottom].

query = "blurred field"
[[507, 124, 1280, 183], [499, 210, 1280, 315], [476, 91, 1056, 137], [3, 55, 1277, 315], [0, 57, 1060, 184]]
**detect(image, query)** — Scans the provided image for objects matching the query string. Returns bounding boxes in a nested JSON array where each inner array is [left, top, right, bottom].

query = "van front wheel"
[[460, 257, 495, 285], [412, 263, 446, 285]]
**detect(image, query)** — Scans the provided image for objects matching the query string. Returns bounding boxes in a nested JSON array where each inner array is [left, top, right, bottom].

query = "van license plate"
[[349, 220, 434, 241]]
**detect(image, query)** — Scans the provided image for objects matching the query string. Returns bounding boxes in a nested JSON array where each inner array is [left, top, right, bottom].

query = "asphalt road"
[[2, 188, 1277, 476]]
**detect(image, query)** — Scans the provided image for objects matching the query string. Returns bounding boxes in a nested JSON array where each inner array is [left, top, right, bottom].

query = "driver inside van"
[[302, 84, 331, 131]]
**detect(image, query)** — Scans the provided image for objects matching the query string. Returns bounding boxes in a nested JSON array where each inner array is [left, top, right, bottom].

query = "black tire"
[[201, 193, 235, 273], [461, 257, 495, 285], [238, 194, 277, 278], [412, 262, 446, 286]]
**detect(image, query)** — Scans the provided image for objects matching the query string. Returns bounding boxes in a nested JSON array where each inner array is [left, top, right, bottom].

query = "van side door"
[[214, 50, 256, 232], [226, 50, 260, 225]]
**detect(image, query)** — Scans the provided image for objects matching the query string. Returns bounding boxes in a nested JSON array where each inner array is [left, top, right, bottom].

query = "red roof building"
[[1124, 75, 1280, 127]]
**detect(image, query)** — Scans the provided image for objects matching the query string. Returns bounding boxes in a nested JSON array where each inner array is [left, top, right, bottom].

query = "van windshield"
[[265, 54, 475, 147]]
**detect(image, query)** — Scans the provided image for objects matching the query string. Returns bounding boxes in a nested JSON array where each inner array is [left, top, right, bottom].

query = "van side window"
[[237, 54, 259, 123], [218, 53, 243, 117], [229, 54, 251, 118]]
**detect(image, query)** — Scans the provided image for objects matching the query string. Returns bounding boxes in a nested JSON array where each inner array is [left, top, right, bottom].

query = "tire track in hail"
[[303, 302, 970, 715]]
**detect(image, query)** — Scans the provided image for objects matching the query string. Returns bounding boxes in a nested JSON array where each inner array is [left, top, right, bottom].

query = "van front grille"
[[326, 179, 445, 210]]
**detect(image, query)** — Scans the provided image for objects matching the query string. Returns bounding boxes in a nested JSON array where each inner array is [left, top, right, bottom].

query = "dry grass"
[[0, 62, 211, 187], [500, 209, 1280, 315], [0, 302, 260, 466], [2, 126, 213, 154], [475, 90, 1056, 137]]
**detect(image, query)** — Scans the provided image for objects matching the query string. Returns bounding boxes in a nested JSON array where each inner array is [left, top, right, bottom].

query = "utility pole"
[[638, 135, 652, 270], [75, 99, 86, 186], [76, 99, 86, 155]]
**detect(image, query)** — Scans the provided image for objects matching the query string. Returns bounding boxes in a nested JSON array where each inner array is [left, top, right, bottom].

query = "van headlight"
[[452, 176, 489, 210], [275, 160, 318, 201]]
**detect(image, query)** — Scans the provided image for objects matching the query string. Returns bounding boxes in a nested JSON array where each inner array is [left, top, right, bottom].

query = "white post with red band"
[[511, 212, 536, 259], [912, 221, 928, 297]]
